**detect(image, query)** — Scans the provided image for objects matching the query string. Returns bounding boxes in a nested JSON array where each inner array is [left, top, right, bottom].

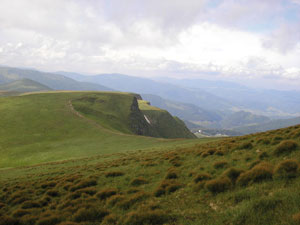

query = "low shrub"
[[73, 207, 109, 222], [205, 177, 232, 194], [222, 168, 244, 183], [124, 210, 171, 225], [130, 177, 148, 186], [274, 140, 298, 156], [105, 171, 124, 177], [237, 162, 273, 186], [274, 159, 299, 179], [194, 173, 212, 183], [213, 161, 229, 169], [96, 188, 117, 200]]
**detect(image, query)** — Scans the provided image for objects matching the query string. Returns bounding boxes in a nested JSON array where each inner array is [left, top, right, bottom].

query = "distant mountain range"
[[1, 66, 300, 136], [0, 66, 112, 91]]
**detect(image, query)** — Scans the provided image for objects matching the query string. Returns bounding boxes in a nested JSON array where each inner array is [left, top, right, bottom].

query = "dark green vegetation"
[[0, 91, 197, 168], [1, 123, 300, 224], [0, 78, 52, 92]]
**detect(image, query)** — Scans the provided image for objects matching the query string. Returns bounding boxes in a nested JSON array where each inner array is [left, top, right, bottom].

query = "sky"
[[0, 0, 300, 90]]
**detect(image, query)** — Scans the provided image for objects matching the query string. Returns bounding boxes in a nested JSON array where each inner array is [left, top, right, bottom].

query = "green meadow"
[[0, 91, 205, 168], [1, 91, 300, 225]]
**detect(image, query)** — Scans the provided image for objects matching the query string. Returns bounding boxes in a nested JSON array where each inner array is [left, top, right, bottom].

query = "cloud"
[[263, 23, 300, 54], [0, 0, 300, 90]]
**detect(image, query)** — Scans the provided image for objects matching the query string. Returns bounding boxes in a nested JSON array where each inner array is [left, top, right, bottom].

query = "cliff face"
[[130, 96, 196, 139], [129, 97, 160, 137]]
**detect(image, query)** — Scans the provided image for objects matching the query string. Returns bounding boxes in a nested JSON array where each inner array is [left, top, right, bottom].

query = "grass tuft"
[[274, 140, 298, 156], [274, 159, 299, 179], [205, 177, 232, 194]]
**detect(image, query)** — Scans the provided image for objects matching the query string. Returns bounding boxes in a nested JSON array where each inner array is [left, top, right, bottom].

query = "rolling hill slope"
[[0, 78, 52, 92], [0, 91, 197, 168], [1, 120, 300, 224]]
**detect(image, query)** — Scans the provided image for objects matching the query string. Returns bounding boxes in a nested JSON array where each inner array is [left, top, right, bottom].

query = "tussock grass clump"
[[70, 179, 97, 192], [105, 171, 124, 177], [130, 177, 148, 186], [73, 207, 109, 222], [12, 209, 31, 218], [165, 169, 178, 179], [258, 151, 268, 160], [46, 189, 60, 197], [124, 209, 171, 225], [101, 213, 118, 225], [75, 187, 97, 196], [36, 216, 61, 225], [233, 196, 283, 225], [0, 202, 5, 209], [256, 138, 270, 145], [292, 212, 300, 224], [272, 136, 283, 145], [213, 161, 229, 169], [96, 188, 118, 200], [0, 216, 20, 225], [154, 180, 182, 197], [57, 222, 79, 225], [222, 168, 245, 184], [41, 181, 57, 189], [194, 173, 212, 183], [215, 150, 225, 156], [117, 191, 149, 209], [233, 189, 253, 203], [274, 159, 299, 179], [21, 200, 40, 209], [274, 140, 298, 156], [106, 194, 125, 207], [238, 142, 253, 150], [205, 177, 232, 194], [237, 162, 273, 186]]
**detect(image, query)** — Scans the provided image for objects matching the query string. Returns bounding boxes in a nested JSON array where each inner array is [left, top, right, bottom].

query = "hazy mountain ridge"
[[0, 66, 113, 91], [0, 78, 52, 92]]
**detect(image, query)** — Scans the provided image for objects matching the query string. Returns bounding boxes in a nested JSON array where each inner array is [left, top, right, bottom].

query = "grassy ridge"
[[0, 92, 203, 168], [0, 125, 300, 224]]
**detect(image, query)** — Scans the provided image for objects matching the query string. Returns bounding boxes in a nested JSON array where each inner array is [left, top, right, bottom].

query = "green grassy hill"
[[0, 91, 197, 168], [0, 78, 52, 92], [1, 122, 300, 224], [138, 100, 196, 139]]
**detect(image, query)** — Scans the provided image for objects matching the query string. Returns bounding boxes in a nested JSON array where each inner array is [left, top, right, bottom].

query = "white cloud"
[[0, 0, 300, 89]]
